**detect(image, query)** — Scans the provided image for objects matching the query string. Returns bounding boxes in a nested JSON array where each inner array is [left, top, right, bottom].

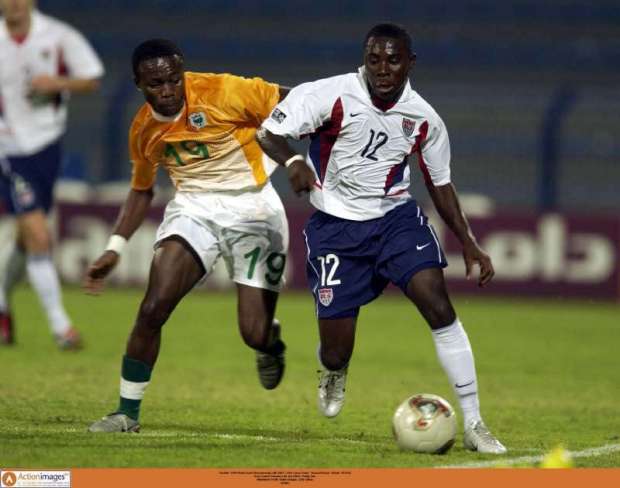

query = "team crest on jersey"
[[271, 108, 287, 123], [318, 288, 334, 306], [402, 117, 416, 137], [188, 111, 207, 130]]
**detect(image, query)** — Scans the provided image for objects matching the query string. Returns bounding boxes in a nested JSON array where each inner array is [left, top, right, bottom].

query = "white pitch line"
[[69, 426, 618, 465], [65, 427, 383, 445], [135, 431, 377, 446], [114, 432, 557, 454], [443, 443, 620, 468]]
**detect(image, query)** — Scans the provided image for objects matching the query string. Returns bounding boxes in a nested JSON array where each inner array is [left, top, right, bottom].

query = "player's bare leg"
[[125, 236, 205, 366], [89, 236, 204, 433], [405, 267, 506, 453], [237, 284, 285, 389], [317, 317, 357, 418]]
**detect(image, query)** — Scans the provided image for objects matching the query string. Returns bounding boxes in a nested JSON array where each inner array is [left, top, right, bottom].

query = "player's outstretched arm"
[[83, 188, 154, 295], [425, 182, 494, 287], [30, 75, 100, 95], [256, 127, 316, 195]]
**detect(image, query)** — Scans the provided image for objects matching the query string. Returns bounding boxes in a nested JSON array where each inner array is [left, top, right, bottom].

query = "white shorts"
[[154, 182, 289, 292]]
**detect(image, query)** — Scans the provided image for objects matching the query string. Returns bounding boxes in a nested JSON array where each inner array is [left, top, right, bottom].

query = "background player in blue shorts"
[[257, 23, 506, 454], [0, 0, 103, 348]]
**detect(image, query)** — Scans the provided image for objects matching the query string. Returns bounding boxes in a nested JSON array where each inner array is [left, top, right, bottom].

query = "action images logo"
[[0, 470, 71, 487], [1, 472, 16, 487]]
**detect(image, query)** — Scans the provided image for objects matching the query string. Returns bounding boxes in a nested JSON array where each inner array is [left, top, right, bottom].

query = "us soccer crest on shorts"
[[402, 117, 416, 137], [14, 175, 36, 208], [318, 288, 333, 306]]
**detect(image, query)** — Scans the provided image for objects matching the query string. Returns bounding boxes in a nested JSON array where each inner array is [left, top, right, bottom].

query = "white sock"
[[120, 377, 150, 401], [0, 244, 26, 311], [431, 318, 481, 426], [26, 254, 71, 336]]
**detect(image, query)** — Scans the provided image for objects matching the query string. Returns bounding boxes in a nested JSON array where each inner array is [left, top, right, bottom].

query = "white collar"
[[150, 103, 185, 122]]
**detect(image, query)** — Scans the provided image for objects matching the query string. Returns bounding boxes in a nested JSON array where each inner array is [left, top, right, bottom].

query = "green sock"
[[118, 355, 152, 421]]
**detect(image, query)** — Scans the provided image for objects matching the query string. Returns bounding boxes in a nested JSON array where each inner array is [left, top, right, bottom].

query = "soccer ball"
[[392, 393, 457, 454]]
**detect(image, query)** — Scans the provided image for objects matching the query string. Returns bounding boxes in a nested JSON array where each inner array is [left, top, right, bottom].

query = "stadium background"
[[2, 0, 619, 298]]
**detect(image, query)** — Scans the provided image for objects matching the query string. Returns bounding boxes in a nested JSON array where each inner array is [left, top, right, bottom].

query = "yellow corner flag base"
[[540, 445, 574, 468]]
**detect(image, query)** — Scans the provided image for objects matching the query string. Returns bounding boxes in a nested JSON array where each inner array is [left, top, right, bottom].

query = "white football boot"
[[318, 367, 348, 418], [463, 419, 507, 454], [88, 412, 140, 433]]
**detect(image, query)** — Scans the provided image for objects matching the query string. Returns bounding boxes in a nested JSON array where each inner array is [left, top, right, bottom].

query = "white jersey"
[[262, 67, 451, 221], [0, 10, 104, 156]]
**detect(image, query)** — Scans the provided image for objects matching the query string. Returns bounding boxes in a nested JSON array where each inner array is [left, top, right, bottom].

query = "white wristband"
[[105, 234, 127, 255], [284, 154, 304, 168]]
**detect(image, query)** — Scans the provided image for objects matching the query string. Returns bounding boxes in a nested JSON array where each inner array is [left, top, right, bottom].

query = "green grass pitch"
[[1, 286, 619, 468]]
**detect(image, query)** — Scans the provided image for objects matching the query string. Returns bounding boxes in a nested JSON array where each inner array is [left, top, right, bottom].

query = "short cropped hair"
[[132, 39, 184, 78], [364, 23, 414, 56]]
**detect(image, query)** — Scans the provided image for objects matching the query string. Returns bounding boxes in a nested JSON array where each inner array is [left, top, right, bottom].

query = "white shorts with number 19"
[[154, 181, 289, 292]]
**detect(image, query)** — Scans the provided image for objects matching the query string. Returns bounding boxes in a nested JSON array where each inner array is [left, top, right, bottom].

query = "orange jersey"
[[129, 72, 280, 192]]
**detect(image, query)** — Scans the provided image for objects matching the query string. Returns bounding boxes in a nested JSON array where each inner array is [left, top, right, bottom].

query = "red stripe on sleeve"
[[57, 46, 68, 76], [318, 98, 344, 182], [413, 121, 431, 184]]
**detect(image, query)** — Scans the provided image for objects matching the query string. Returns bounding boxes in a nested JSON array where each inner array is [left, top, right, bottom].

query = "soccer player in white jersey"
[[257, 23, 507, 454], [0, 0, 104, 348]]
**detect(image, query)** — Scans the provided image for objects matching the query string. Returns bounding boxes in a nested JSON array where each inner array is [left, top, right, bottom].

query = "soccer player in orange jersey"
[[84, 39, 313, 433]]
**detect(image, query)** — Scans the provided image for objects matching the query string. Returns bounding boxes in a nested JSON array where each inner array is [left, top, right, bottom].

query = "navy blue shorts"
[[304, 200, 447, 319], [0, 141, 62, 215]]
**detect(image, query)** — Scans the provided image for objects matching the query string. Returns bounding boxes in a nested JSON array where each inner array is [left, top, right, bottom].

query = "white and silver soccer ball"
[[392, 393, 457, 454]]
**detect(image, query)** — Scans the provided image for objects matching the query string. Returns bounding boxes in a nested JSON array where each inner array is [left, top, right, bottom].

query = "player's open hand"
[[83, 251, 120, 295], [462, 240, 494, 287], [287, 159, 316, 195]]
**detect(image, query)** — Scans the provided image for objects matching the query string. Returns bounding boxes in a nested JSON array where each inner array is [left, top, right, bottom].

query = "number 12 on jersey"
[[361, 130, 388, 161]]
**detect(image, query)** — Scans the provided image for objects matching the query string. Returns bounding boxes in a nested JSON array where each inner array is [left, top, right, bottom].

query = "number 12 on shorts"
[[318, 254, 341, 286], [244, 247, 286, 286]]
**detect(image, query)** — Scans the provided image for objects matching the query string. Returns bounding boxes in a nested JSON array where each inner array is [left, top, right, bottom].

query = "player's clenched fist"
[[287, 159, 316, 195], [83, 251, 120, 295]]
